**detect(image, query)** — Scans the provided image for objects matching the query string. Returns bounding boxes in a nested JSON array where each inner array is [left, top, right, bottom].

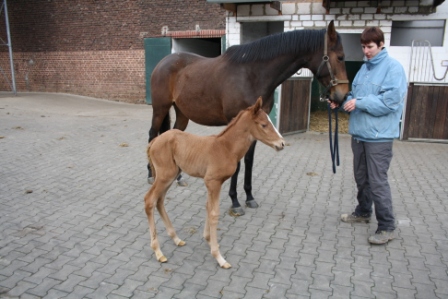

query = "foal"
[[144, 97, 284, 268]]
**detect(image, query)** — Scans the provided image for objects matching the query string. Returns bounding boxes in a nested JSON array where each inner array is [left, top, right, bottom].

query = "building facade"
[[0, 0, 226, 103]]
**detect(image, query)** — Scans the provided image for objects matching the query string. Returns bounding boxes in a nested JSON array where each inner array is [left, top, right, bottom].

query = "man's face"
[[361, 41, 384, 60]]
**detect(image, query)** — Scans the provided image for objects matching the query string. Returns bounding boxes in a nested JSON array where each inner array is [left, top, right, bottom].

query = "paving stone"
[[2, 93, 448, 299], [4, 280, 37, 298], [26, 277, 62, 297]]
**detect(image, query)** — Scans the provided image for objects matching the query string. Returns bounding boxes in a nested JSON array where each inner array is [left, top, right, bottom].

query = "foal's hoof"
[[221, 262, 232, 269], [177, 179, 188, 187], [229, 206, 245, 217], [246, 200, 259, 208], [147, 177, 154, 184], [158, 256, 167, 263]]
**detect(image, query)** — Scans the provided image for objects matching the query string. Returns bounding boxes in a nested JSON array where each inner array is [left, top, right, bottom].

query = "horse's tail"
[[147, 139, 157, 180]]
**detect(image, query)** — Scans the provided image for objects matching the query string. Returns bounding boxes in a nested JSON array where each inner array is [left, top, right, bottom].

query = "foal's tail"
[[147, 139, 157, 180]]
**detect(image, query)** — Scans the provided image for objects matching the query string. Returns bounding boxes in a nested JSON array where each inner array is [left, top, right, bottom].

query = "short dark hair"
[[360, 27, 384, 47]]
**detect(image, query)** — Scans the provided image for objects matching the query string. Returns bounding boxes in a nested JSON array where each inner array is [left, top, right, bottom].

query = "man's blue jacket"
[[344, 48, 408, 142]]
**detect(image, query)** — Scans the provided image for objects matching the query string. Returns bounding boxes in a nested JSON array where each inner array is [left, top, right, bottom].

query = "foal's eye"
[[338, 56, 344, 62], [261, 124, 267, 128]]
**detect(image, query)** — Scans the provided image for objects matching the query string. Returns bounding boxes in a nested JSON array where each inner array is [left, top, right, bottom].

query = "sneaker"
[[368, 230, 395, 245], [341, 212, 371, 223]]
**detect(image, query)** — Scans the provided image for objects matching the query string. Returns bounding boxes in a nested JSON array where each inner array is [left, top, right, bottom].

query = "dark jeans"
[[352, 137, 395, 231]]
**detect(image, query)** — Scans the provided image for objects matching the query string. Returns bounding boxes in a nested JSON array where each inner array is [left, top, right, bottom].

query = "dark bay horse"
[[148, 20, 349, 216], [145, 97, 284, 268]]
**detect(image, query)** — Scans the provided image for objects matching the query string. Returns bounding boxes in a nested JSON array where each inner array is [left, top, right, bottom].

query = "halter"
[[316, 29, 349, 101], [315, 29, 349, 174]]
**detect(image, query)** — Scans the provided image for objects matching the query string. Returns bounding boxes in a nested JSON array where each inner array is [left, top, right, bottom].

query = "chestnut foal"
[[144, 97, 284, 268]]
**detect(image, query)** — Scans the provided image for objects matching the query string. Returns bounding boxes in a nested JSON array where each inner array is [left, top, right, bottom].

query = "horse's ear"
[[327, 20, 337, 45], [253, 96, 263, 115]]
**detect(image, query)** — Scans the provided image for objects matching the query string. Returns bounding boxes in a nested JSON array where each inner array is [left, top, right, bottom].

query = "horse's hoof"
[[177, 240, 186, 246], [177, 179, 188, 187], [147, 177, 154, 184], [221, 262, 232, 269], [246, 200, 259, 208], [229, 206, 245, 216], [158, 256, 167, 263]]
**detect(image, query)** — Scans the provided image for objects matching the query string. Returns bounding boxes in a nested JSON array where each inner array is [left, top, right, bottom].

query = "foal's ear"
[[253, 96, 263, 115], [327, 20, 337, 45]]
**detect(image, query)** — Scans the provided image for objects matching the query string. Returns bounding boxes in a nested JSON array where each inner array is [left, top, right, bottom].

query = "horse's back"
[[151, 52, 207, 83]]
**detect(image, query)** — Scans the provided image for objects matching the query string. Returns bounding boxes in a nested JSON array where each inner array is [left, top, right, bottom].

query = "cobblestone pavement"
[[1, 92, 448, 299]]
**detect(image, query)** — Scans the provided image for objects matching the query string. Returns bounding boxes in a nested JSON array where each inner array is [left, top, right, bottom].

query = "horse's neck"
[[217, 115, 254, 160], [246, 54, 311, 99]]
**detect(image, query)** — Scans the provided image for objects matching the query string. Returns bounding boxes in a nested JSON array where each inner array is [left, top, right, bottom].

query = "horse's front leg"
[[205, 179, 231, 269], [244, 141, 258, 208], [229, 161, 245, 216]]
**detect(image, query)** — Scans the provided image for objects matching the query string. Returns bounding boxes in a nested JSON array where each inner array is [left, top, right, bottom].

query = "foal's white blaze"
[[267, 115, 282, 138], [265, 115, 284, 150]]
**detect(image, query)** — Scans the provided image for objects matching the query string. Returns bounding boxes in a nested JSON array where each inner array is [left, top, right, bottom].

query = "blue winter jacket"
[[344, 48, 408, 142]]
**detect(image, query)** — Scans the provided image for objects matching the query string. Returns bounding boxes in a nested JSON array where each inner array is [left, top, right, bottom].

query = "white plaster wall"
[[225, 1, 448, 83]]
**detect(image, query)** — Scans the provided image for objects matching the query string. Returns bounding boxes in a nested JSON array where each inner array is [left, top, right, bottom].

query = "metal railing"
[[409, 40, 448, 84]]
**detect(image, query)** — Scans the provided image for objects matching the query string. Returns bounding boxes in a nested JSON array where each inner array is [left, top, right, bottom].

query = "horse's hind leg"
[[172, 104, 190, 187], [147, 105, 172, 183]]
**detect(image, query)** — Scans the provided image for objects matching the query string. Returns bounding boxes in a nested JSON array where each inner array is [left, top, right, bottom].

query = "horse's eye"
[[338, 56, 344, 62], [261, 124, 267, 128]]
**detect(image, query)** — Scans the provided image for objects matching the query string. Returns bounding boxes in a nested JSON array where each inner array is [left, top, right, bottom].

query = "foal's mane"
[[217, 106, 250, 137], [224, 29, 337, 64]]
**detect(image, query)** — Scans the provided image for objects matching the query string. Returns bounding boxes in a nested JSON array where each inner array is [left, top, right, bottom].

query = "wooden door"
[[144, 37, 172, 104], [402, 83, 448, 140], [279, 78, 312, 134]]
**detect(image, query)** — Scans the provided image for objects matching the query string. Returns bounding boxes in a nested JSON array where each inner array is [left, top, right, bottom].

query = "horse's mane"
[[217, 106, 249, 137], [223, 29, 337, 63]]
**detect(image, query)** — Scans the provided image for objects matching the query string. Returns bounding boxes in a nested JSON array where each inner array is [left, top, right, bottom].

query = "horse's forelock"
[[224, 29, 327, 64]]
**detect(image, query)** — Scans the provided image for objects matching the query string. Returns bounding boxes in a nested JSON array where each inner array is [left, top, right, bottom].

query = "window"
[[391, 20, 445, 47]]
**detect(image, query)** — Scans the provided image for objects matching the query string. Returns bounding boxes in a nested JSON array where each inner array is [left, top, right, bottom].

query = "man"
[[329, 27, 408, 245]]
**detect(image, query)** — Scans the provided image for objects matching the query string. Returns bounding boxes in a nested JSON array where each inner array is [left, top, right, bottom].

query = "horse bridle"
[[316, 29, 349, 101], [315, 29, 350, 174]]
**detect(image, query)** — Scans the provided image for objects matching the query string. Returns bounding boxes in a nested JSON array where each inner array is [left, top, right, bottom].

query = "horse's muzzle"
[[274, 141, 285, 151]]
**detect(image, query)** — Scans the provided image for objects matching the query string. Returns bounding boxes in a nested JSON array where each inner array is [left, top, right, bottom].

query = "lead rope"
[[318, 28, 344, 174], [327, 103, 340, 173]]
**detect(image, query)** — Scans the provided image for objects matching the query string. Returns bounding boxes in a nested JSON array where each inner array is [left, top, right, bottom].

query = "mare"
[[148, 20, 349, 216], [145, 97, 285, 268]]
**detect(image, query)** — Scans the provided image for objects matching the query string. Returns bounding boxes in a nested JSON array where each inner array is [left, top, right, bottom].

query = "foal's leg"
[[244, 141, 258, 208], [144, 183, 168, 263], [157, 189, 185, 247], [205, 179, 231, 269]]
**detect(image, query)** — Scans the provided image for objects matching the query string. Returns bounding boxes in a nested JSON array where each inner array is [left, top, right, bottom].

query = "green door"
[[144, 37, 171, 104]]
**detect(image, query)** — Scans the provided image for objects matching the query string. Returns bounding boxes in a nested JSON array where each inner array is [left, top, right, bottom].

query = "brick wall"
[[0, 0, 225, 103]]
